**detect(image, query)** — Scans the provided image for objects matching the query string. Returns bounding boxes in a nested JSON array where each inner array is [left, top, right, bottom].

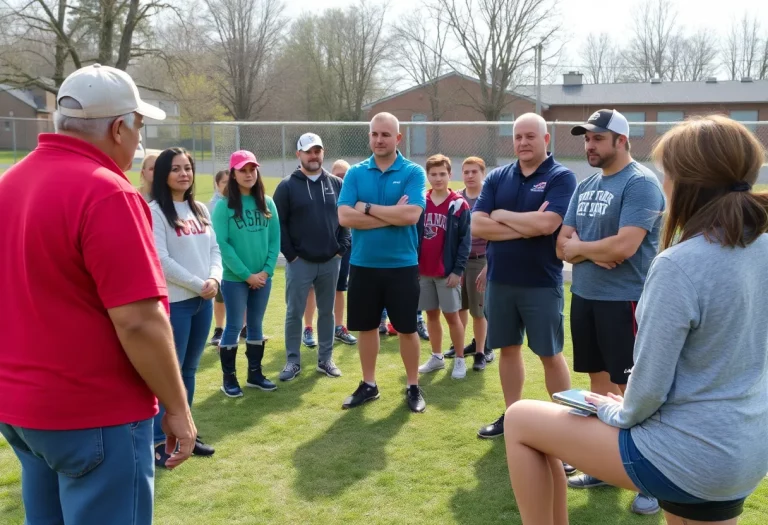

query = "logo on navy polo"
[[531, 181, 547, 192]]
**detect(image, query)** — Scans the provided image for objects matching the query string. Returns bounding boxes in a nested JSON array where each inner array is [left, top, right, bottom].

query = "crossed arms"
[[338, 195, 422, 229], [556, 225, 648, 268], [471, 201, 563, 241]]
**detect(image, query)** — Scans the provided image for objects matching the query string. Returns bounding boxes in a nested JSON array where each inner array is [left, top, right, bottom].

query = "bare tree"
[[625, 0, 679, 81], [436, 0, 559, 121], [722, 15, 762, 80], [581, 33, 627, 84], [205, 0, 285, 120], [760, 38, 768, 80], [676, 30, 718, 81]]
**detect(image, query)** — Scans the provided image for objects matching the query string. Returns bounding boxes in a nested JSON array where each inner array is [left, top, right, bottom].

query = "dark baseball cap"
[[571, 109, 630, 137]]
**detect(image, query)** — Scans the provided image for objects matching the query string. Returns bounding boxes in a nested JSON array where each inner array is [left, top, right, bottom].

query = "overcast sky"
[[290, 0, 768, 83]]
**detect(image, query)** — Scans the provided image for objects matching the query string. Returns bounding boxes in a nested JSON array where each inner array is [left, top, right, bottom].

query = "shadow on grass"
[[569, 485, 639, 525], [291, 405, 410, 501]]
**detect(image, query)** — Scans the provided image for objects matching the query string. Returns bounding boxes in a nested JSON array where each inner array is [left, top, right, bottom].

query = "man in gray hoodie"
[[273, 133, 351, 381]]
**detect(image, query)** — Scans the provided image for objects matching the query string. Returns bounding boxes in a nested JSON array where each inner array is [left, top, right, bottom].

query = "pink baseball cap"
[[229, 150, 260, 170]]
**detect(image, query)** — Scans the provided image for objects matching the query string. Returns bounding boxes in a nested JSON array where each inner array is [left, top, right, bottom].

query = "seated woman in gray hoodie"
[[504, 115, 768, 525]]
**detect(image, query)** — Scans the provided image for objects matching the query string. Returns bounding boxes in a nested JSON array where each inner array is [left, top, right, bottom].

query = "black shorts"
[[337, 250, 351, 292], [570, 294, 637, 385], [347, 265, 419, 334]]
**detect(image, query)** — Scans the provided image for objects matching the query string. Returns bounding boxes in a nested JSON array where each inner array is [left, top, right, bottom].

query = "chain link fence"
[[3, 118, 768, 186]]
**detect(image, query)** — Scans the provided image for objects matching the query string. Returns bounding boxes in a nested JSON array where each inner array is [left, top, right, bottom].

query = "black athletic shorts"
[[347, 265, 419, 334], [570, 293, 637, 385]]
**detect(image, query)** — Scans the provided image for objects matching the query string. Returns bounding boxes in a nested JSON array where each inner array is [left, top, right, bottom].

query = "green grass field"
[[1, 278, 767, 524]]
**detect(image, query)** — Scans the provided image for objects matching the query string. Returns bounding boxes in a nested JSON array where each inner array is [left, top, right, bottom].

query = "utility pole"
[[535, 42, 543, 115]]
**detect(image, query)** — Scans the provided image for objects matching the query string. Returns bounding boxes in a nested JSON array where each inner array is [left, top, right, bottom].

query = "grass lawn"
[[1, 278, 768, 524]]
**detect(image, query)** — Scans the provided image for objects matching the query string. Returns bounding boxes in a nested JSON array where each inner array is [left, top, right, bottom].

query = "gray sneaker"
[[567, 474, 607, 489], [279, 362, 301, 382], [317, 360, 342, 378], [451, 357, 467, 379], [631, 494, 660, 515], [418, 354, 445, 373]]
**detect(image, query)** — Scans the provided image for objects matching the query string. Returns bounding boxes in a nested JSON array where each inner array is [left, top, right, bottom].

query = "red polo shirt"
[[0, 134, 168, 430]]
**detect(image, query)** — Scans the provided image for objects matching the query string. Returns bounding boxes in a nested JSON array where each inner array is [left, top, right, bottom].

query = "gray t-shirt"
[[563, 161, 665, 301], [598, 233, 768, 500]]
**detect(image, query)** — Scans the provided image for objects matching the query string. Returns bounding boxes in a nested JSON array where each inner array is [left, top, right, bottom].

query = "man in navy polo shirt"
[[472, 113, 576, 439], [337, 112, 428, 413]]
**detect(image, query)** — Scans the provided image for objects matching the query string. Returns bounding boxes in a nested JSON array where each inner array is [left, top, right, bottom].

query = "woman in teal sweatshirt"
[[212, 150, 280, 398]]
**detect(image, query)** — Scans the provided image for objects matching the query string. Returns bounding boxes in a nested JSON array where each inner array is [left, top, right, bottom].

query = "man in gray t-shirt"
[[556, 109, 666, 514]]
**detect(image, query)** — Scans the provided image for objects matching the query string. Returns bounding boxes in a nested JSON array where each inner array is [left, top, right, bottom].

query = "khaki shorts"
[[461, 257, 487, 318], [418, 276, 462, 313]]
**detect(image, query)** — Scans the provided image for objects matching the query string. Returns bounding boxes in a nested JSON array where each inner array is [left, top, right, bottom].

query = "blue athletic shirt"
[[473, 154, 576, 287], [337, 151, 427, 268]]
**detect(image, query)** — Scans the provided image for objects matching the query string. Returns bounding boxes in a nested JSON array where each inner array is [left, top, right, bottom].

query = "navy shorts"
[[619, 429, 745, 521]]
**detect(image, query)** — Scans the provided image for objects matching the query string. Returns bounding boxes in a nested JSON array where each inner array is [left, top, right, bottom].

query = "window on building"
[[499, 113, 514, 137], [623, 112, 646, 137], [159, 101, 179, 117], [4, 122, 10, 132], [656, 111, 684, 134], [730, 110, 759, 132]]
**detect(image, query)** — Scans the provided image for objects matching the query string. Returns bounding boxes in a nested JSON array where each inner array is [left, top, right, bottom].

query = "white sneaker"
[[452, 357, 467, 379], [418, 354, 445, 374]]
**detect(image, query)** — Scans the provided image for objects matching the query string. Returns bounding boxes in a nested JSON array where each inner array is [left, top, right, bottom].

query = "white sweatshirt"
[[149, 200, 223, 303]]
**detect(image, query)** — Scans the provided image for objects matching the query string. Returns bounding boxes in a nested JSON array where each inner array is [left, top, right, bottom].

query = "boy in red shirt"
[[417, 155, 472, 378]]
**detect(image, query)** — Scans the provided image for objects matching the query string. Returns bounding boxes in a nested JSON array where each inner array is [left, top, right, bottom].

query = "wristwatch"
[[364, 203, 372, 215]]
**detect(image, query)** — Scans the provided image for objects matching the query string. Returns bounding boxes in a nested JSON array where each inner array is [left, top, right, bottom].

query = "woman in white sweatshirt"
[[149, 147, 223, 468]]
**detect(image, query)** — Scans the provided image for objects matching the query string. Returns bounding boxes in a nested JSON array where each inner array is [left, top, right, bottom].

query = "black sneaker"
[[472, 352, 486, 371], [416, 319, 429, 341], [563, 462, 577, 475], [342, 381, 380, 409], [446, 339, 476, 359], [221, 373, 243, 398], [405, 385, 426, 413], [246, 369, 277, 391], [477, 414, 504, 439], [193, 436, 215, 457], [445, 344, 456, 358], [209, 327, 223, 346]]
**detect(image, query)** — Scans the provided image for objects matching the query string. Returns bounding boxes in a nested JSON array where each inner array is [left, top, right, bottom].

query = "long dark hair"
[[652, 115, 768, 250], [152, 147, 210, 228], [226, 165, 271, 220]]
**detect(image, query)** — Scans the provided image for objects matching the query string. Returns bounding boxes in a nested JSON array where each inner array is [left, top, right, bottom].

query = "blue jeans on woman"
[[153, 296, 213, 444], [220, 279, 272, 347]]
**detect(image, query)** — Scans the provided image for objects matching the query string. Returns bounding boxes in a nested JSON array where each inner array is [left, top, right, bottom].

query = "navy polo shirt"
[[473, 154, 577, 287]]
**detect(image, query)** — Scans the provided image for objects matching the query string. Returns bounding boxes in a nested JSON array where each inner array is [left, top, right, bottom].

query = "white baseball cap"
[[297, 133, 323, 152], [56, 64, 166, 120]]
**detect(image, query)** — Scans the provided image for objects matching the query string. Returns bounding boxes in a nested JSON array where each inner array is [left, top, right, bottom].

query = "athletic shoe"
[[193, 436, 215, 457], [567, 474, 607, 489], [334, 326, 357, 345], [563, 462, 577, 475], [418, 354, 446, 373], [221, 373, 243, 398], [302, 327, 317, 348], [452, 357, 467, 379], [209, 327, 223, 346], [631, 494, 660, 515], [386, 323, 398, 336], [485, 348, 495, 362], [317, 360, 342, 378], [416, 319, 429, 340], [446, 339, 476, 358], [342, 381, 380, 409], [472, 352, 486, 371], [245, 370, 277, 391], [279, 362, 301, 382], [405, 385, 426, 413], [477, 414, 504, 439], [379, 320, 388, 334]]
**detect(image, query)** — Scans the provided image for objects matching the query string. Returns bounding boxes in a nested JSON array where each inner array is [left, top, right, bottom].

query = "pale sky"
[[290, 0, 768, 82]]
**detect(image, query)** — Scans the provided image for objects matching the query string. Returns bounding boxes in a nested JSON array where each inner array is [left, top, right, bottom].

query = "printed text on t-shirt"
[[576, 190, 615, 217]]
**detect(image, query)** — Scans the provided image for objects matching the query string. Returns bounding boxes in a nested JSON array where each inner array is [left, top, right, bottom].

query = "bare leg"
[[473, 315, 487, 355], [499, 345, 525, 408], [304, 287, 316, 328], [664, 513, 737, 525], [459, 309, 469, 329], [427, 309, 443, 355], [358, 329, 379, 384], [399, 332, 421, 385], [214, 301, 225, 328], [444, 311, 465, 358], [334, 291, 345, 327], [589, 371, 621, 396], [540, 354, 572, 398]]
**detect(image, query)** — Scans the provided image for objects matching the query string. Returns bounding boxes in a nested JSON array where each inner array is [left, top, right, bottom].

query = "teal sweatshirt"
[[212, 195, 280, 282]]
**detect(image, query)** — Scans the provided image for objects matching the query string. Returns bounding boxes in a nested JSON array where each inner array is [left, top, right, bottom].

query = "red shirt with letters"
[[419, 190, 454, 277], [0, 134, 168, 430]]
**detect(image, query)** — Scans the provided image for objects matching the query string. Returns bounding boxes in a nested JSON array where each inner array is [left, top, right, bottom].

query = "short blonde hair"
[[426, 154, 451, 173], [462, 156, 486, 172]]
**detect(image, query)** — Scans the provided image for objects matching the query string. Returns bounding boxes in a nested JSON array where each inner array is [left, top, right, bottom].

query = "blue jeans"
[[153, 297, 213, 444], [220, 279, 272, 347], [0, 419, 154, 525]]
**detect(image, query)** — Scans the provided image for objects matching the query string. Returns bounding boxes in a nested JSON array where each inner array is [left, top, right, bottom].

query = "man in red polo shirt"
[[0, 64, 196, 525]]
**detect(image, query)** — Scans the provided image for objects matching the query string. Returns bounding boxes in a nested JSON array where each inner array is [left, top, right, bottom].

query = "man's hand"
[[446, 273, 461, 288], [562, 232, 582, 262], [200, 279, 218, 300], [594, 261, 624, 270], [476, 265, 487, 293], [354, 195, 409, 214], [161, 407, 197, 469]]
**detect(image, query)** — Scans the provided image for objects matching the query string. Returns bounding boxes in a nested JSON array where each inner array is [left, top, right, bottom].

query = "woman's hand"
[[246, 274, 263, 289], [200, 279, 218, 300], [584, 392, 624, 408]]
